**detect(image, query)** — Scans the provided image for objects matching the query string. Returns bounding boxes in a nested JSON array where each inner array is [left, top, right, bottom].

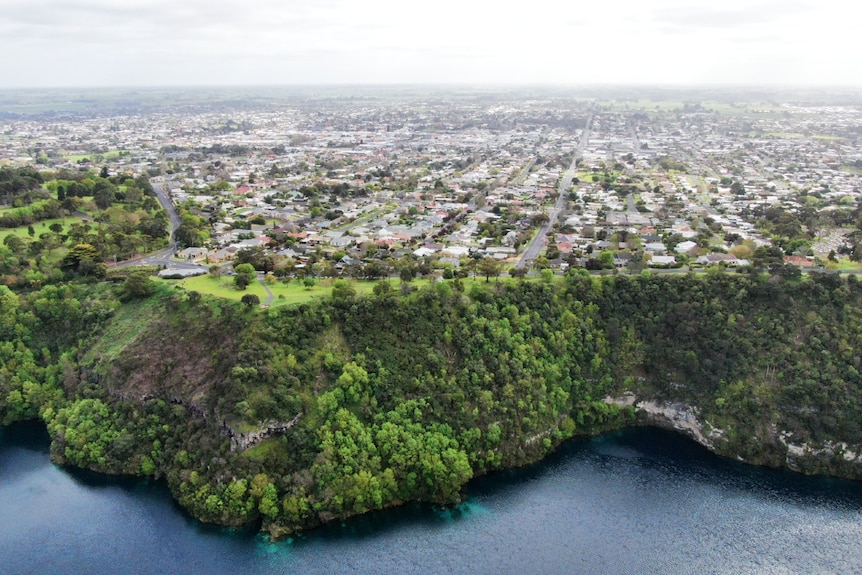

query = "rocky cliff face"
[[605, 395, 862, 480], [223, 413, 302, 452]]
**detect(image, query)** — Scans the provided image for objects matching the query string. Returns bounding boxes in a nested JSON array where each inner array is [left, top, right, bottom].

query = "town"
[[2, 87, 861, 300]]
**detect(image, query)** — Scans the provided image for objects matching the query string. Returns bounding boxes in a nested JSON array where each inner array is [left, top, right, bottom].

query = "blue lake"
[[2, 422, 861, 575]]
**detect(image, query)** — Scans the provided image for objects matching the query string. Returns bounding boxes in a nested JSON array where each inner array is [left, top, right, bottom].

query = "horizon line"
[[2, 82, 862, 92]]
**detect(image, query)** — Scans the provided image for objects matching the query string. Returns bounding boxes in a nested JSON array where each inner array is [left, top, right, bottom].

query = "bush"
[[122, 271, 154, 299], [241, 294, 260, 307]]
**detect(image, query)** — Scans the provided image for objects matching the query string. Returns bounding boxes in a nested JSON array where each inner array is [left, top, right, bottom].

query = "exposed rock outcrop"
[[604, 394, 862, 480], [223, 413, 302, 452]]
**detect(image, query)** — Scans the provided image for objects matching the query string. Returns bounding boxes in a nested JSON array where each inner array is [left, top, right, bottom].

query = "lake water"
[[2, 422, 861, 575]]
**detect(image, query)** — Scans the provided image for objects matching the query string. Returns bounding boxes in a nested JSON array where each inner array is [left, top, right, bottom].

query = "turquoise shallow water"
[[2, 422, 861, 575]]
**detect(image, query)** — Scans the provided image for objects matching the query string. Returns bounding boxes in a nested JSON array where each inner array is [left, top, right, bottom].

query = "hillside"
[[1, 271, 861, 537]]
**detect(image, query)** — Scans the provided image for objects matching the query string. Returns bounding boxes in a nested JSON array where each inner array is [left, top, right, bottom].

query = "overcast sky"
[[1, 0, 859, 88]]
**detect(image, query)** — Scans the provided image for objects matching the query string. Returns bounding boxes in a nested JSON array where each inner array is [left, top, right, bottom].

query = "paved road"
[[111, 247, 208, 271], [109, 181, 204, 271], [516, 115, 592, 269], [511, 157, 537, 187], [629, 119, 641, 152], [152, 182, 182, 238], [258, 274, 275, 306]]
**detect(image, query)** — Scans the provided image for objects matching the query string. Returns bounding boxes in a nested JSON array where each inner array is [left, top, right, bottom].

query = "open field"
[[601, 100, 685, 112], [169, 274, 270, 302], [165, 275, 500, 307], [761, 132, 805, 139], [65, 150, 130, 162], [0, 216, 83, 241], [0, 199, 52, 215]]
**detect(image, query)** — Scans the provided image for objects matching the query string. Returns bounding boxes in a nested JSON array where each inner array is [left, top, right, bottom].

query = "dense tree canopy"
[[1, 271, 861, 538]]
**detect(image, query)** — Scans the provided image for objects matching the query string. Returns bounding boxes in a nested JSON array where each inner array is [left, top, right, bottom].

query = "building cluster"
[[2, 91, 860, 273]]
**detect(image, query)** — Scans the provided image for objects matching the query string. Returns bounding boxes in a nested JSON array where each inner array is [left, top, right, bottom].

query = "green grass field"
[[172, 274, 270, 302], [65, 150, 130, 162], [598, 99, 785, 117], [601, 100, 685, 111], [835, 260, 862, 271], [0, 199, 53, 215], [589, 101, 773, 120], [762, 132, 805, 139], [166, 274, 492, 307], [0, 216, 83, 241]]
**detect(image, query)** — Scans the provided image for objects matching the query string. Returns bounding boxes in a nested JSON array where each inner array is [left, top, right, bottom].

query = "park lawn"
[[576, 172, 599, 182], [172, 274, 270, 302], [265, 277, 425, 306], [603, 99, 684, 111], [163, 269, 577, 309], [763, 132, 805, 139], [698, 103, 787, 120], [66, 150, 130, 162], [266, 279, 330, 306], [0, 199, 53, 216], [0, 216, 84, 241], [166, 275, 445, 307], [835, 260, 862, 271]]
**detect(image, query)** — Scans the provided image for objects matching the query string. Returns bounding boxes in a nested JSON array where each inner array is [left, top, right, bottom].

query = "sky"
[[0, 0, 859, 88]]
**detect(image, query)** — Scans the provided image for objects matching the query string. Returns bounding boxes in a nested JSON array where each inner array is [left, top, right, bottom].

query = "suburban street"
[[153, 182, 182, 238], [516, 115, 592, 269], [110, 183, 207, 273]]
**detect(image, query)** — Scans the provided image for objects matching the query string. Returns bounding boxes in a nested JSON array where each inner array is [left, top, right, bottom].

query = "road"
[[628, 119, 641, 152], [110, 181, 207, 272], [510, 157, 537, 187], [516, 115, 592, 269], [153, 182, 182, 236], [258, 274, 275, 306]]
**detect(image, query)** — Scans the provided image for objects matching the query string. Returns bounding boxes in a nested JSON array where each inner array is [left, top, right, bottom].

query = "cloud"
[[640, 2, 816, 32], [0, 0, 858, 87]]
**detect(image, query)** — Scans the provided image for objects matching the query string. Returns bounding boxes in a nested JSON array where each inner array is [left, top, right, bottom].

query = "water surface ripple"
[[2, 424, 860, 575]]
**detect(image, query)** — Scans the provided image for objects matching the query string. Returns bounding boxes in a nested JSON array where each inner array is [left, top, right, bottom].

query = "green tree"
[[234, 263, 256, 290], [753, 245, 785, 269], [62, 243, 100, 273], [373, 280, 393, 297], [123, 271, 154, 299], [332, 279, 356, 301], [241, 293, 260, 307], [363, 260, 390, 280], [598, 251, 614, 269], [93, 180, 116, 210], [235, 246, 274, 272], [477, 257, 504, 282], [533, 255, 550, 270]]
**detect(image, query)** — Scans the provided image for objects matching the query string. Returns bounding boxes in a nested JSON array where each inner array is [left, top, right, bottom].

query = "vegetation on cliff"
[[1, 270, 861, 536]]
